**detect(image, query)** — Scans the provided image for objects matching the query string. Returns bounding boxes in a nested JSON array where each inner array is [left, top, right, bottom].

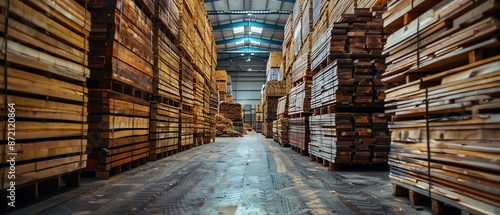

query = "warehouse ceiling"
[[205, 0, 294, 72]]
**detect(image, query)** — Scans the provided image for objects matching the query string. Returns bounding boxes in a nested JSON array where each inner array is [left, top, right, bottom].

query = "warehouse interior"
[[1, 0, 499, 214]]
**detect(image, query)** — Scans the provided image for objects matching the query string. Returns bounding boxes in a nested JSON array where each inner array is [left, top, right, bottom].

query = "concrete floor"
[[10, 132, 431, 215]]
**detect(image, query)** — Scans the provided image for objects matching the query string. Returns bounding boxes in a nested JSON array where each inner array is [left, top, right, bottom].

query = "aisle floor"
[[11, 132, 430, 215]]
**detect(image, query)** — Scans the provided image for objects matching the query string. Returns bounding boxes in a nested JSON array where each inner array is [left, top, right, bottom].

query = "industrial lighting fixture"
[[247, 13, 252, 16], [241, 53, 245, 56]]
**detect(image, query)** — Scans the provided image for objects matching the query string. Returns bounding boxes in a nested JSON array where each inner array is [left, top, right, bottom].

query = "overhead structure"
[[212, 21, 284, 30], [207, 10, 292, 15]]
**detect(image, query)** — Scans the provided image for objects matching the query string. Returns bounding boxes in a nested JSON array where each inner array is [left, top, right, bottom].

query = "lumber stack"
[[289, 117, 310, 155], [277, 95, 289, 118], [193, 71, 205, 143], [149, 7, 181, 160], [283, 13, 295, 78], [267, 52, 282, 83], [261, 80, 287, 138], [226, 74, 233, 102], [255, 104, 263, 133], [308, 7, 389, 167], [273, 120, 279, 142], [179, 56, 194, 148], [263, 98, 279, 123], [219, 102, 243, 121], [0, 0, 89, 192], [288, 81, 313, 115], [278, 118, 290, 147], [293, 0, 304, 56], [215, 70, 227, 102], [262, 80, 287, 98], [208, 91, 218, 140], [383, 0, 500, 214], [291, 37, 312, 83], [84, 0, 154, 179]]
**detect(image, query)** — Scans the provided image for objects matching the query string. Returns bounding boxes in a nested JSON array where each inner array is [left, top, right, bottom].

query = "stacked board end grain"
[[383, 0, 500, 214], [85, 0, 155, 179], [0, 0, 89, 198], [219, 102, 243, 121], [309, 7, 390, 168], [278, 118, 290, 147]]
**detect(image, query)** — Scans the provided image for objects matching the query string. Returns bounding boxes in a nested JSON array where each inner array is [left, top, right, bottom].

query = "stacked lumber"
[[283, 13, 295, 78], [273, 120, 279, 142], [267, 52, 283, 72], [255, 122, 263, 133], [155, 0, 179, 38], [180, 56, 194, 148], [277, 95, 289, 117], [312, 0, 329, 27], [278, 118, 290, 147], [289, 117, 310, 155], [291, 37, 312, 83], [302, 0, 313, 43], [149, 14, 181, 160], [0, 0, 89, 191], [219, 102, 243, 121], [262, 80, 287, 98], [208, 92, 218, 140], [288, 81, 313, 114], [293, 0, 304, 56], [262, 121, 273, 138], [193, 71, 205, 143], [263, 98, 279, 123], [215, 70, 227, 102], [255, 104, 263, 123], [382, 0, 500, 213], [83, 0, 154, 179], [308, 8, 389, 167]]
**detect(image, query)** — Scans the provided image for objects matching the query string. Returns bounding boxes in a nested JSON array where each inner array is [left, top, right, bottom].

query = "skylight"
[[251, 26, 262, 34], [235, 41, 244, 45], [250, 41, 260, 45], [233, 26, 244, 34]]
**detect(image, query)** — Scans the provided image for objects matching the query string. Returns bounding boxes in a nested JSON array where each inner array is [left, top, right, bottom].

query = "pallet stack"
[[219, 102, 243, 134], [261, 80, 287, 138], [85, 0, 154, 179], [277, 118, 290, 147], [267, 52, 282, 81], [255, 104, 263, 133], [149, 0, 181, 161], [383, 0, 500, 214], [308, 7, 390, 169], [215, 70, 227, 102], [208, 91, 218, 141], [0, 0, 89, 198], [272, 120, 279, 142]]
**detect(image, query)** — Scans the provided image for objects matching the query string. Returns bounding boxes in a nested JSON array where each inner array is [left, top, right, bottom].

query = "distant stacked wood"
[[263, 98, 279, 121], [84, 0, 155, 179], [262, 80, 287, 98], [267, 52, 283, 81], [219, 102, 243, 121], [215, 70, 227, 102], [262, 122, 273, 138], [272, 120, 279, 142], [255, 104, 263, 123], [383, 0, 500, 213], [0, 0, 90, 188], [215, 114, 242, 137]]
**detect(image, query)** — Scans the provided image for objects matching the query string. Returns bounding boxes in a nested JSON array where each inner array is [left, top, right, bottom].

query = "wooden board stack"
[[261, 80, 287, 138], [272, 120, 279, 142], [179, 55, 194, 148], [208, 91, 218, 141], [226, 74, 233, 102], [277, 95, 289, 118], [219, 102, 243, 121], [278, 118, 290, 147], [308, 7, 390, 168], [262, 80, 287, 98], [215, 70, 227, 102], [382, 0, 500, 213], [0, 0, 89, 196], [149, 1, 181, 160], [288, 81, 313, 115], [193, 71, 205, 144], [283, 13, 295, 79], [255, 104, 263, 133], [84, 0, 154, 179]]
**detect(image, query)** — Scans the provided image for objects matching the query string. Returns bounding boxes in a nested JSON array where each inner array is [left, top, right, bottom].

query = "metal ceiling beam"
[[212, 21, 284, 30], [216, 37, 282, 46], [217, 55, 268, 62], [218, 47, 271, 54], [207, 10, 292, 15]]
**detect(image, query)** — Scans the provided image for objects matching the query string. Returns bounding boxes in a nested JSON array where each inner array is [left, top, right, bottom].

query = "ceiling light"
[[251, 53, 254, 55], [241, 53, 244, 56], [247, 13, 252, 16]]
